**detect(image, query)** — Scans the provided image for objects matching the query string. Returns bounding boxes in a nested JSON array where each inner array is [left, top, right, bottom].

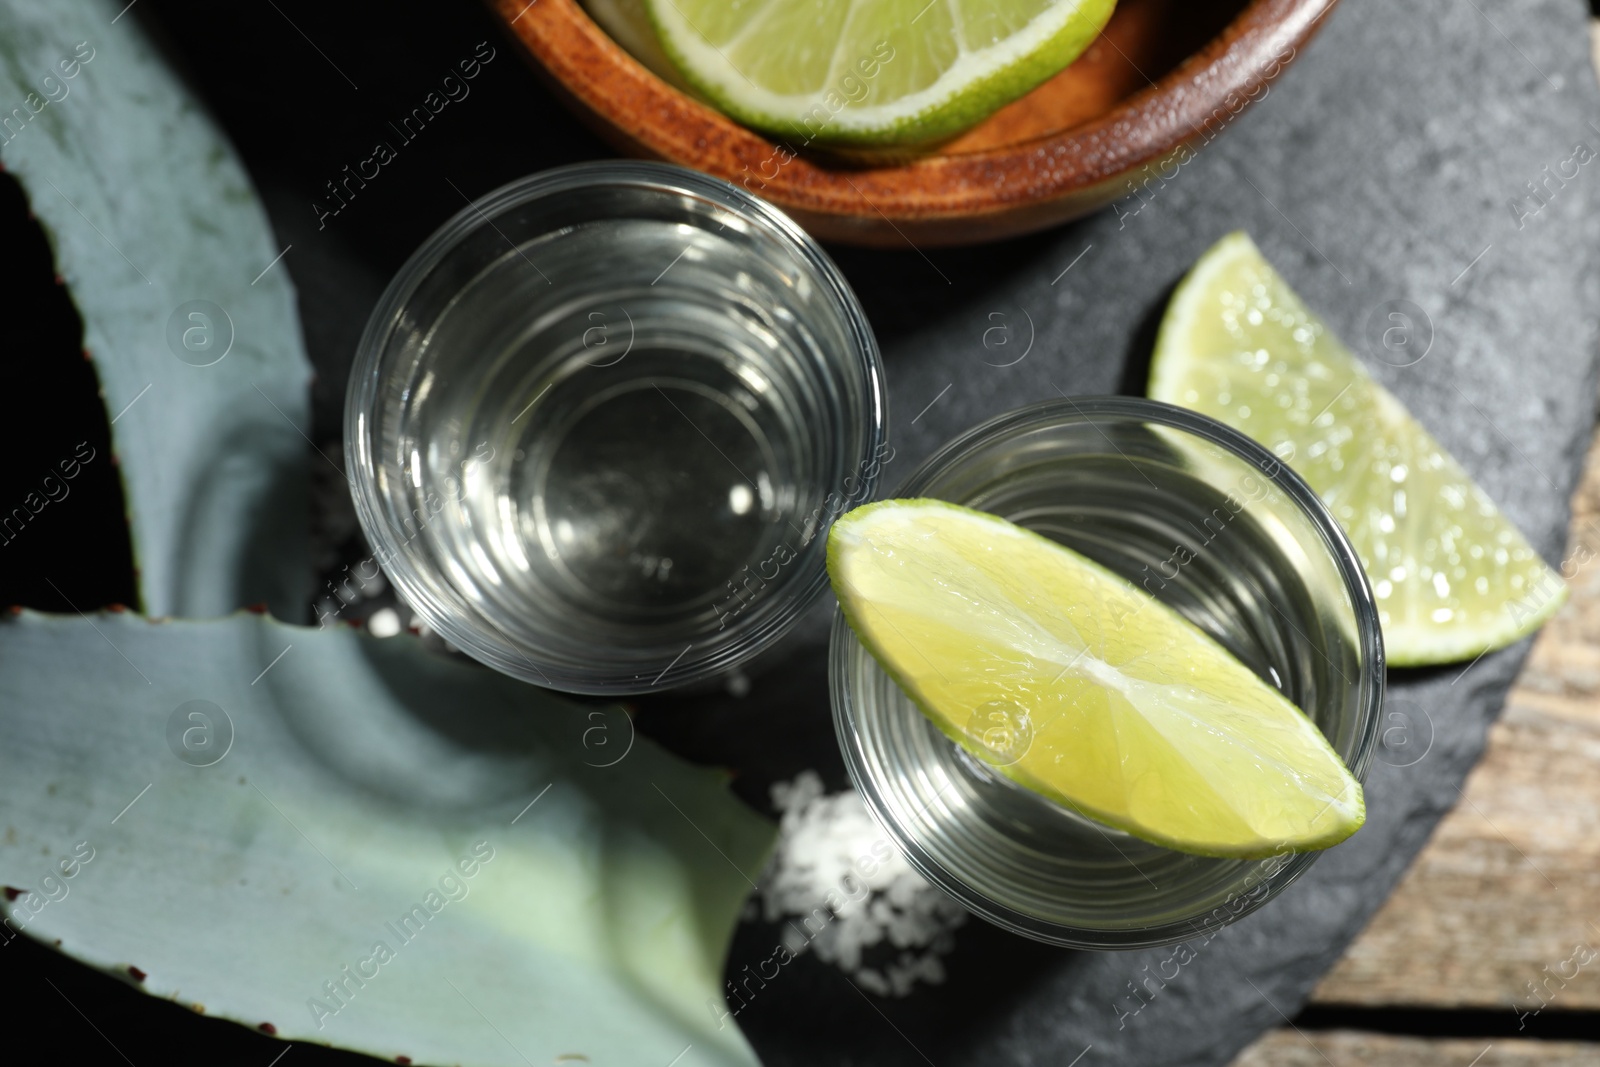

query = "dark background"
[[4, 0, 1600, 1063]]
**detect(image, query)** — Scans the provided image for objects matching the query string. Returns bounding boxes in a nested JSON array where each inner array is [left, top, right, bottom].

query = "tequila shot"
[[831, 397, 1383, 948], [347, 163, 886, 694]]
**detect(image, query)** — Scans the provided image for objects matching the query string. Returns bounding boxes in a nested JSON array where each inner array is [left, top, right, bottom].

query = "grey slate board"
[[709, 2, 1600, 1065], [128, 0, 1600, 1063]]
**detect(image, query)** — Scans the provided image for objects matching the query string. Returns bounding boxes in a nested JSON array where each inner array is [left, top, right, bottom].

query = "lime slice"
[[829, 499, 1365, 859], [644, 0, 1117, 147], [1149, 232, 1566, 666]]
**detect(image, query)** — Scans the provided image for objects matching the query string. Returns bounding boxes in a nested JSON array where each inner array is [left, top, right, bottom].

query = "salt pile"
[[755, 770, 966, 997]]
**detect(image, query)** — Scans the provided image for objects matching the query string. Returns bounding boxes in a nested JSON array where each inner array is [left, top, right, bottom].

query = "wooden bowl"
[[492, 0, 1339, 247]]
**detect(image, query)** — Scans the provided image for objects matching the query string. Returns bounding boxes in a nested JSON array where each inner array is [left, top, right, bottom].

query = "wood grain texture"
[[1234, 1031, 1600, 1066]]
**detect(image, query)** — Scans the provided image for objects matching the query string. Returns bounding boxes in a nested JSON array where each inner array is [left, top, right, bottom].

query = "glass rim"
[[345, 161, 888, 695], [830, 395, 1386, 949]]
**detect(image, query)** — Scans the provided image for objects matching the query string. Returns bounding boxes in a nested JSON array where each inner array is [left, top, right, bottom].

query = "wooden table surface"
[[1228, 76, 1600, 1055]]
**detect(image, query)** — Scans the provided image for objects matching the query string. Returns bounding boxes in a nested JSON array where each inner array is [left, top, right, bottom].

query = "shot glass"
[[347, 162, 886, 694], [830, 397, 1383, 948]]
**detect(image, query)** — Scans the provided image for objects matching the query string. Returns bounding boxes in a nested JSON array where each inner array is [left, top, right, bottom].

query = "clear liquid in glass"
[[401, 218, 854, 656]]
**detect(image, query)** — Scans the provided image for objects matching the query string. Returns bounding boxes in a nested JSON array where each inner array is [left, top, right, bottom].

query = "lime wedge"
[[1149, 232, 1566, 666], [644, 0, 1117, 147], [828, 499, 1365, 859]]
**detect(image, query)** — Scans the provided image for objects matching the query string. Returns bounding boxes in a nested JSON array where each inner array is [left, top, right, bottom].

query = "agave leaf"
[[0, 0, 312, 618], [0, 611, 772, 1067]]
